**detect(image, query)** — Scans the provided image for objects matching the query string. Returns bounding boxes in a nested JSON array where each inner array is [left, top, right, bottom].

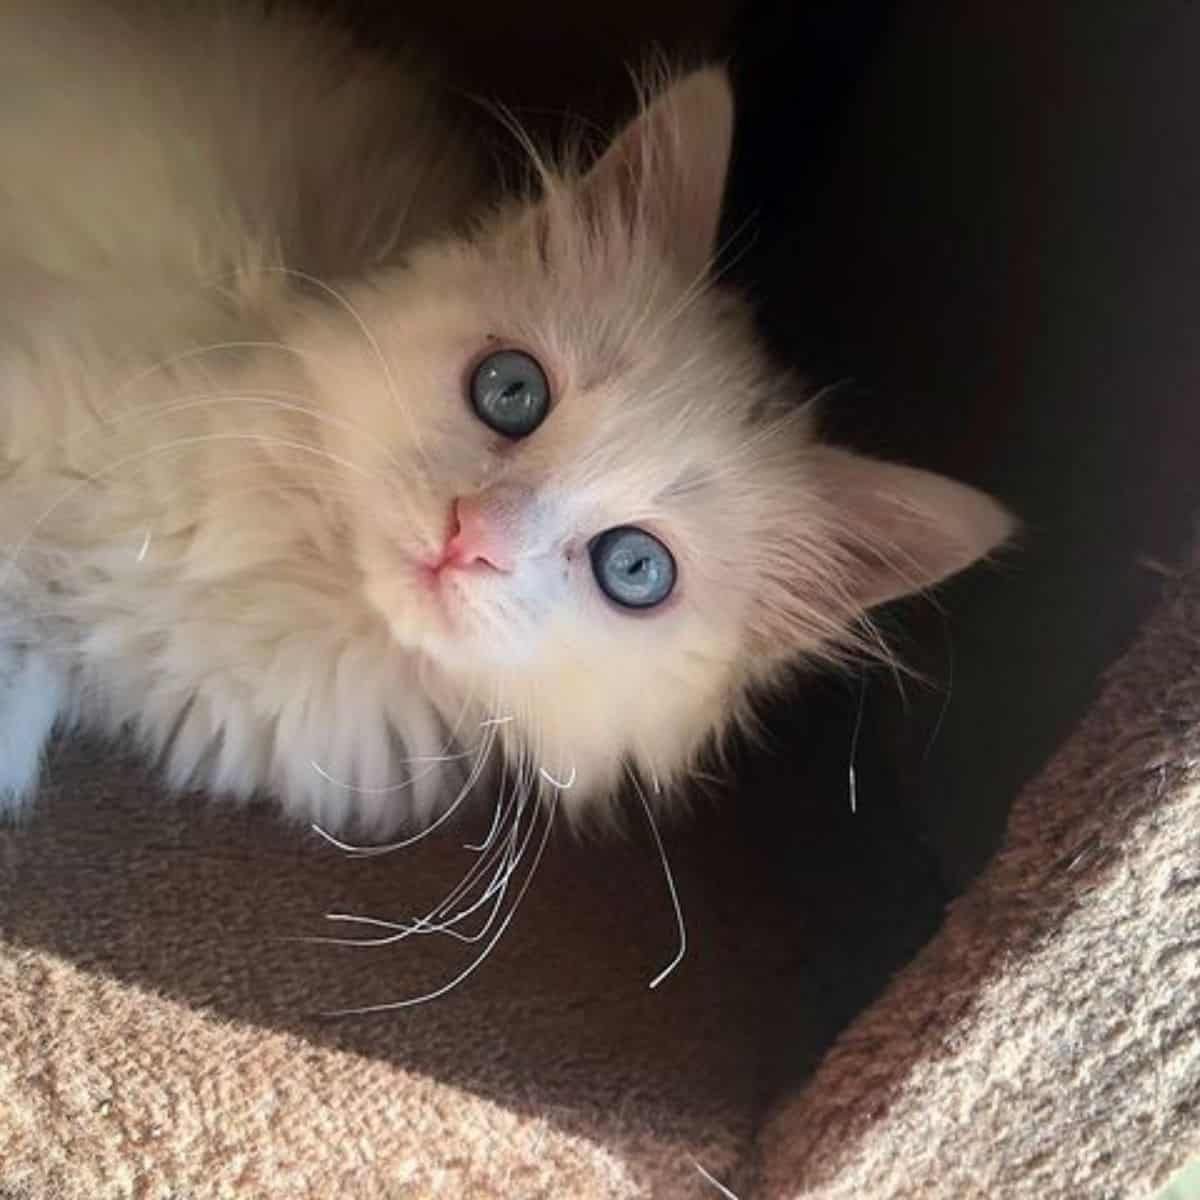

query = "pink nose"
[[436, 495, 514, 574]]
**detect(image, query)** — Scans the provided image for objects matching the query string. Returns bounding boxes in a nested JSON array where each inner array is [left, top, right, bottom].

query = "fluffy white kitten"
[[0, 1, 1013, 835]]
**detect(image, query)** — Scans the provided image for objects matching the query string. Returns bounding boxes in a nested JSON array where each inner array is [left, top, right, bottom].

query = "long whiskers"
[[316, 776, 558, 1017], [320, 771, 538, 949], [309, 721, 498, 856]]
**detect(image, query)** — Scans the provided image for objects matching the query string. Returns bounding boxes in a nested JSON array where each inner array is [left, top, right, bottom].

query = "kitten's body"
[[0, 1, 1013, 834]]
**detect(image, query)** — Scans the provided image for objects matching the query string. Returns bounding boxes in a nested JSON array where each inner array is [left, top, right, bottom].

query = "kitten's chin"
[[360, 568, 442, 648], [362, 570, 484, 672]]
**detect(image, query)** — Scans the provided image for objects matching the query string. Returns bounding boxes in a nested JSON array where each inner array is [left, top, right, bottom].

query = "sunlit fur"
[[0, 1, 1014, 835]]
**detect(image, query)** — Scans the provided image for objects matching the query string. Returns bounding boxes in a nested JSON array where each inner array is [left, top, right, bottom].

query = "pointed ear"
[[808, 446, 1016, 610], [577, 67, 734, 278]]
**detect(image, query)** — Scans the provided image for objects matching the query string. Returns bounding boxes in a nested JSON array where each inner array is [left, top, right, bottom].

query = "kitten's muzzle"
[[429, 494, 516, 575]]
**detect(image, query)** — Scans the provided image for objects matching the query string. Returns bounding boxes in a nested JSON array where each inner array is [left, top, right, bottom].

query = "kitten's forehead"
[[657, 462, 714, 500]]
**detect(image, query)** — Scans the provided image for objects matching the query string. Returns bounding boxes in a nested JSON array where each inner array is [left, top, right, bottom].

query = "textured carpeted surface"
[[0, 745, 795, 1199], [758, 547, 1200, 1199]]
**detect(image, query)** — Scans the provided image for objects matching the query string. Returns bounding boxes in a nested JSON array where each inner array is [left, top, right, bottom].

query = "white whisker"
[[848, 675, 866, 815], [632, 771, 687, 989], [538, 765, 576, 791], [693, 1159, 741, 1200], [464, 776, 511, 852], [308, 748, 474, 796]]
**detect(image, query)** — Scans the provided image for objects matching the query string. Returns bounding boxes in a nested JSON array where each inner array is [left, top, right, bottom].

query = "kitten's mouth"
[[416, 562, 486, 636], [417, 569, 459, 631], [418, 534, 508, 629], [404, 506, 511, 638]]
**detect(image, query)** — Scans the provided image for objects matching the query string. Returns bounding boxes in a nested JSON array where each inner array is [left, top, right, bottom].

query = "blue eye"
[[470, 349, 550, 439], [589, 526, 676, 610]]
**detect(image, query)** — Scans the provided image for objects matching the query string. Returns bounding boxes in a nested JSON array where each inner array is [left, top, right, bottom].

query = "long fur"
[[0, 0, 1014, 835]]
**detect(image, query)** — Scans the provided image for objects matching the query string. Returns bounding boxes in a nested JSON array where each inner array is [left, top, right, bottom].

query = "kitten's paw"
[[0, 646, 64, 817]]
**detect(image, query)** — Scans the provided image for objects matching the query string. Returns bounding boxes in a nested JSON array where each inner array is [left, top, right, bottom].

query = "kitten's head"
[[301, 68, 1014, 819]]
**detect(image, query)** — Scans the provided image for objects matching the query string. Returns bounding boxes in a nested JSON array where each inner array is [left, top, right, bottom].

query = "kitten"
[[0, 1, 1014, 837]]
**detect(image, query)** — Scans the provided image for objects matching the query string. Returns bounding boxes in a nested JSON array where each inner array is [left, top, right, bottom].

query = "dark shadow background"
[[719, 0, 1200, 1089]]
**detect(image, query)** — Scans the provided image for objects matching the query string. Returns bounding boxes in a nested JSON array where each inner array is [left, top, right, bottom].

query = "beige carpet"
[[0, 737, 795, 1198], [759, 548, 1200, 1199]]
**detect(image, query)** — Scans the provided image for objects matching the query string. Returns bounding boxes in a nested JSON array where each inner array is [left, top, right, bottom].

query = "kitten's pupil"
[[470, 349, 549, 439]]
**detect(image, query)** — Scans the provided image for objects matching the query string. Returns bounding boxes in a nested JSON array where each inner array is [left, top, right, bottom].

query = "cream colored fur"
[[0, 0, 1013, 834]]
